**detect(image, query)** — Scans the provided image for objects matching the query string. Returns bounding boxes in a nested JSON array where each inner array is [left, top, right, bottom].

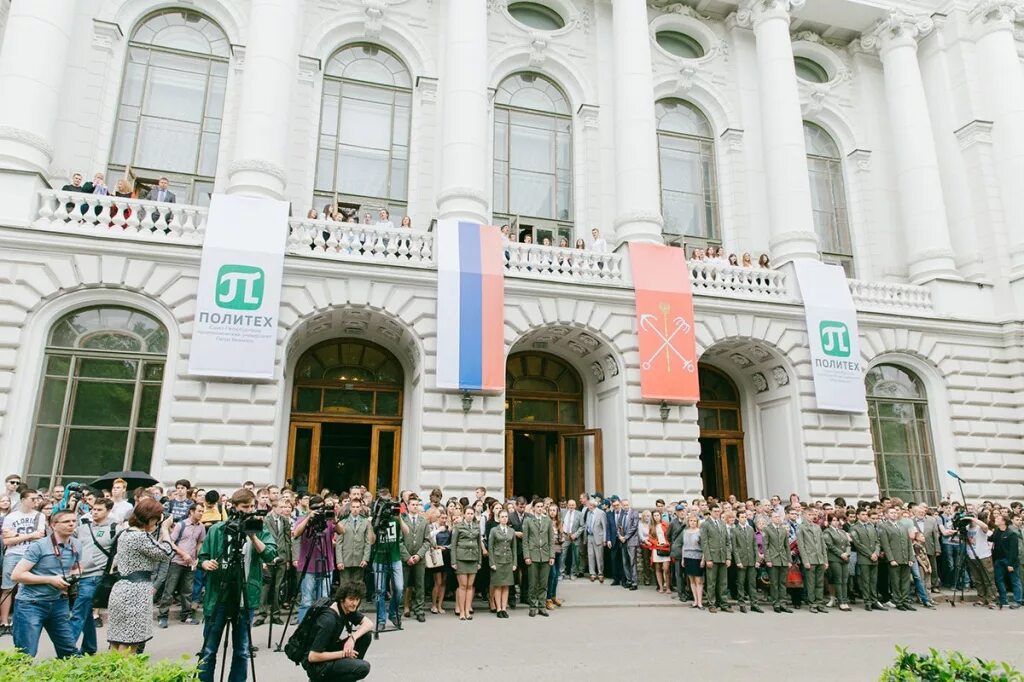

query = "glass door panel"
[[722, 439, 746, 500], [370, 425, 401, 495], [559, 429, 602, 499], [288, 422, 321, 492]]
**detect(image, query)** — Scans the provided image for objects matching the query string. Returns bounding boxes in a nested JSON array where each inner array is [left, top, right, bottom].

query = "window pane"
[[71, 382, 135, 427], [558, 401, 580, 424], [510, 124, 555, 173], [698, 408, 718, 431], [205, 75, 226, 120], [143, 362, 164, 381], [37, 378, 68, 425], [316, 148, 336, 191], [512, 399, 558, 423], [296, 387, 321, 412], [46, 356, 71, 376], [77, 358, 138, 379], [719, 409, 739, 431], [375, 430, 395, 491], [323, 389, 372, 415], [375, 391, 399, 416], [143, 66, 207, 121], [135, 117, 200, 172], [509, 169, 554, 218], [390, 156, 408, 200], [338, 147, 388, 198], [28, 427, 60, 477], [137, 384, 161, 428], [882, 454, 913, 495], [339, 93, 392, 148], [63, 429, 129, 476], [121, 62, 147, 106], [132, 431, 155, 473], [199, 131, 220, 176]]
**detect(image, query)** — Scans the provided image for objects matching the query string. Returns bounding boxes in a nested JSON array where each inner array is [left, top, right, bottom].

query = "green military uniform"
[[879, 519, 913, 608], [336, 512, 372, 589], [451, 520, 482, 575], [487, 524, 518, 587], [699, 517, 732, 609], [796, 522, 828, 610], [400, 513, 431, 618], [731, 522, 759, 610], [823, 526, 852, 605], [763, 523, 791, 609], [258, 511, 293, 620], [522, 513, 555, 613], [850, 520, 881, 608]]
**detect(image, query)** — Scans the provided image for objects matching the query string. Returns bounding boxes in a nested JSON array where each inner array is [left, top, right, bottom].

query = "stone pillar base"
[[0, 169, 48, 227], [927, 277, 995, 319]]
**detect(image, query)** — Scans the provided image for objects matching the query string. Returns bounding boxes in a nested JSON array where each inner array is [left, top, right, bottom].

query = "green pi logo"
[[819, 320, 851, 358], [216, 265, 264, 310]]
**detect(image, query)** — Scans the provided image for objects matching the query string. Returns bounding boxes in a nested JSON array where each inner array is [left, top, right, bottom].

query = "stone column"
[[739, 0, 819, 264], [860, 13, 960, 284], [436, 0, 488, 224], [970, 1, 1024, 281], [226, 0, 301, 199], [0, 0, 78, 174], [609, 0, 663, 245]]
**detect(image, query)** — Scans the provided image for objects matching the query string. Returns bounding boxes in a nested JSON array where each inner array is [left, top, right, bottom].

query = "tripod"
[[212, 529, 258, 682], [370, 514, 403, 640], [945, 473, 995, 607], [274, 516, 333, 652]]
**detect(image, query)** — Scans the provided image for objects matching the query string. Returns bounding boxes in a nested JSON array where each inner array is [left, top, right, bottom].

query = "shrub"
[[880, 647, 1024, 682], [0, 650, 198, 682]]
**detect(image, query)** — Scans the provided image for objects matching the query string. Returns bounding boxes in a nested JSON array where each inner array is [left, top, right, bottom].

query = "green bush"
[[880, 647, 1024, 682], [0, 649, 198, 682]]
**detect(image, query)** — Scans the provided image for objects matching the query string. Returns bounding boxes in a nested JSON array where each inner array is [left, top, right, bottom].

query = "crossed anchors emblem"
[[640, 302, 695, 373]]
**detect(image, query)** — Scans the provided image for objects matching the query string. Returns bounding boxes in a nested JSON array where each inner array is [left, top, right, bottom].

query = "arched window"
[[804, 122, 854, 275], [656, 99, 719, 244], [109, 10, 230, 206], [315, 44, 412, 217], [26, 307, 169, 488], [866, 364, 939, 504], [494, 73, 574, 246]]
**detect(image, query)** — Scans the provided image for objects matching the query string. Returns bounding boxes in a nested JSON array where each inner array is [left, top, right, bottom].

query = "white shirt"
[[1, 509, 46, 557], [591, 237, 608, 254], [111, 499, 134, 525]]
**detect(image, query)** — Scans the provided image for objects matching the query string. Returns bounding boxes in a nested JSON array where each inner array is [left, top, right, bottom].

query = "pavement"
[[4, 580, 1024, 681]]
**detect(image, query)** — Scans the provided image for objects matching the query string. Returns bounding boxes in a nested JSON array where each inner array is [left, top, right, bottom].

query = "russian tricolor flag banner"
[[435, 219, 505, 391]]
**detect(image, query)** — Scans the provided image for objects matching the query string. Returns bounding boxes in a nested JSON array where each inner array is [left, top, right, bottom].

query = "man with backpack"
[[70, 498, 116, 654], [158, 501, 205, 627], [292, 582, 373, 682]]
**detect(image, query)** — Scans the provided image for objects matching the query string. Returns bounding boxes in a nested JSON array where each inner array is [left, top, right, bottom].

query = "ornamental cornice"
[[298, 55, 321, 82], [416, 76, 438, 102], [228, 159, 289, 184], [613, 211, 665, 230], [719, 128, 744, 151], [0, 125, 55, 158], [732, 0, 807, 30], [577, 104, 600, 129], [969, 0, 1024, 32], [648, 2, 713, 22], [846, 148, 872, 172], [92, 20, 123, 52], [954, 119, 994, 149], [859, 11, 934, 55]]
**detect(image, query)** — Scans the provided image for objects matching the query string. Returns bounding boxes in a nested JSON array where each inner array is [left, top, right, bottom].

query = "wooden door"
[[370, 425, 401, 495], [287, 422, 321, 492], [559, 429, 603, 500]]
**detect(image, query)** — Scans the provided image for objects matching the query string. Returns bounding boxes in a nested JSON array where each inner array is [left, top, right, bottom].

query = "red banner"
[[629, 243, 699, 401]]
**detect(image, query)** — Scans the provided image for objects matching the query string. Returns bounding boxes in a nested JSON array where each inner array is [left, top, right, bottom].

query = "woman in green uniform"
[[824, 512, 853, 611], [488, 509, 518, 618], [452, 505, 486, 620]]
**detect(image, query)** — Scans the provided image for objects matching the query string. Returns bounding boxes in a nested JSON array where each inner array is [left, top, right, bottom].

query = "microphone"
[[947, 470, 964, 482]]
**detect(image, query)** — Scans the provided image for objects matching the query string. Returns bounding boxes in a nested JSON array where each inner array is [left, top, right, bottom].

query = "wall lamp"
[[659, 400, 670, 422], [461, 391, 474, 413]]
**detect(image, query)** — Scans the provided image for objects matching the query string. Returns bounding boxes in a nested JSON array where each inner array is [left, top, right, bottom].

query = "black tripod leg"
[[275, 525, 324, 651]]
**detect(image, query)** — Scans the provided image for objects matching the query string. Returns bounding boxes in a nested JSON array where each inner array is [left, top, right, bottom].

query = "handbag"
[[656, 548, 671, 558], [786, 564, 803, 589], [425, 546, 444, 569]]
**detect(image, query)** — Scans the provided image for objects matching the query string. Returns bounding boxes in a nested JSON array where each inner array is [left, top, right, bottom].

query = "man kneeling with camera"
[[305, 583, 374, 681]]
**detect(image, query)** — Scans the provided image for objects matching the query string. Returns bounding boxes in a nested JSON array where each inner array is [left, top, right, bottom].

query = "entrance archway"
[[287, 339, 402, 494], [504, 351, 602, 500], [698, 365, 746, 500]]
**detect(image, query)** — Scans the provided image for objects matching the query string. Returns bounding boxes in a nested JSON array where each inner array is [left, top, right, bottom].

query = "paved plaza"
[[4, 580, 1024, 680]]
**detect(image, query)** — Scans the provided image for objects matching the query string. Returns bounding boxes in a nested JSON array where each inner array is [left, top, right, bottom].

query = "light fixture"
[[659, 400, 670, 422], [461, 391, 473, 413]]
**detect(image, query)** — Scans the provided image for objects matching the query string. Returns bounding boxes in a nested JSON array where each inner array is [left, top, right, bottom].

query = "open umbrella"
[[89, 470, 159, 491]]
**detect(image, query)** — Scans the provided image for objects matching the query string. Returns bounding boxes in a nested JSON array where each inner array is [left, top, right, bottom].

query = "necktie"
[[159, 190, 166, 202]]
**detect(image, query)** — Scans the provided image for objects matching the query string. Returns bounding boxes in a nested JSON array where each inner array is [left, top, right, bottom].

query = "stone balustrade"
[[34, 189, 206, 243], [848, 278, 933, 313], [503, 242, 623, 284], [287, 217, 434, 265], [689, 260, 791, 301]]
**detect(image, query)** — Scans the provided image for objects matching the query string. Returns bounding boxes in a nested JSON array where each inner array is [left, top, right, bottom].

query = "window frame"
[[655, 31, 706, 60], [794, 56, 830, 84], [655, 99, 720, 246], [804, 122, 854, 276], [507, 2, 566, 31]]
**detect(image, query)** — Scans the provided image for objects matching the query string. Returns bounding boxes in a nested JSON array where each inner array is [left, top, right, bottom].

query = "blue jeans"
[[994, 559, 1023, 606], [13, 598, 78, 658], [910, 560, 930, 605], [192, 568, 206, 603], [547, 553, 562, 599], [198, 605, 254, 682], [68, 575, 102, 654], [373, 560, 404, 624], [298, 572, 332, 624]]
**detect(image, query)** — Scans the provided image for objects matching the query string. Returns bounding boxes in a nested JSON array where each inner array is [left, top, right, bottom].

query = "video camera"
[[371, 496, 401, 531], [225, 508, 267, 535], [953, 511, 975, 532], [305, 498, 336, 533]]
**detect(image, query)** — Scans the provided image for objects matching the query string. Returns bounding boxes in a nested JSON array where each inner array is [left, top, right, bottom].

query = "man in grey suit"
[[618, 499, 640, 590], [912, 503, 942, 590], [586, 497, 607, 582], [560, 499, 582, 579], [145, 176, 176, 225]]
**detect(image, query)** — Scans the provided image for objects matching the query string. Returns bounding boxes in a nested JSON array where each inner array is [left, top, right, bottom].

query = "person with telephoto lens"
[[293, 494, 341, 624], [197, 488, 277, 682]]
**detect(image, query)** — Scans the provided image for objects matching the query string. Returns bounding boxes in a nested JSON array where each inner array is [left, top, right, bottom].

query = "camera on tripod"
[[953, 511, 975, 532], [226, 508, 267, 535], [371, 497, 401, 530]]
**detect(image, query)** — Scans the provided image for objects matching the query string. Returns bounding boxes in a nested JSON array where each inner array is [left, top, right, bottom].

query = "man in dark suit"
[[508, 497, 530, 608], [618, 499, 640, 590], [606, 498, 621, 585]]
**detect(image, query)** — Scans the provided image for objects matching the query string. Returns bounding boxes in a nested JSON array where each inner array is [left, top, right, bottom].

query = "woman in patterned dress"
[[107, 497, 174, 652]]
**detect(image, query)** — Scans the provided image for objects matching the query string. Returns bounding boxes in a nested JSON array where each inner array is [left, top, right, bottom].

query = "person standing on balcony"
[[590, 227, 607, 253], [145, 177, 176, 204], [377, 209, 394, 230]]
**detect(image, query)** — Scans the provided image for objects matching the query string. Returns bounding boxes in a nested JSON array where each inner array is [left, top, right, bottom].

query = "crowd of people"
[[2, 471, 1022, 679], [689, 244, 772, 270]]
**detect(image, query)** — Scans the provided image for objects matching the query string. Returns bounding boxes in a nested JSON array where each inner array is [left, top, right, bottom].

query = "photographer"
[[304, 582, 373, 682], [197, 488, 277, 682], [10, 509, 81, 658], [964, 512, 997, 607], [293, 495, 341, 624], [70, 498, 116, 654], [370, 488, 408, 632]]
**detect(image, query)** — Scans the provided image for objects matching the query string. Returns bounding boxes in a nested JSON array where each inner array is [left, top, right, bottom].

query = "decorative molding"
[[298, 55, 321, 83], [92, 20, 123, 52], [590, 360, 605, 383], [954, 119, 994, 150], [577, 104, 599, 129], [676, 64, 698, 92], [613, 210, 665, 230], [362, 0, 387, 39], [846, 148, 872, 172], [231, 45, 246, 71], [732, 0, 807, 30], [416, 76, 438, 103], [227, 159, 289, 184], [0, 125, 55, 158], [969, 0, 1023, 33], [436, 186, 489, 206], [648, 2, 713, 22], [528, 32, 548, 67], [859, 11, 934, 54], [487, 0, 508, 13], [602, 354, 620, 378], [752, 371, 769, 393], [770, 365, 790, 387], [720, 128, 744, 151]]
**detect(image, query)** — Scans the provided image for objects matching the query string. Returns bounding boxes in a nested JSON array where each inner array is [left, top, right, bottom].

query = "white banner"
[[188, 194, 289, 379], [793, 260, 867, 413]]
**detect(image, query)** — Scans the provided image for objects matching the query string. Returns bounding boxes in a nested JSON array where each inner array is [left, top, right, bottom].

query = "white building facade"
[[0, 0, 1022, 506]]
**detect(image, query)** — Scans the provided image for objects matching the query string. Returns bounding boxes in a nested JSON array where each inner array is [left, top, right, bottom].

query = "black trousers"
[[307, 632, 372, 681]]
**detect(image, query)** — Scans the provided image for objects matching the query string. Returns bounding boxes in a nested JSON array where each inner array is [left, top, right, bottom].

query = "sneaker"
[[0, 624, 10, 637], [184, 616, 201, 625], [94, 615, 103, 628], [252, 616, 266, 627], [157, 617, 169, 629], [826, 598, 835, 608]]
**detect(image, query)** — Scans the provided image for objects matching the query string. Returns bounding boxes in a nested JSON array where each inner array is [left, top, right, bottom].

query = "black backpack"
[[284, 597, 334, 667]]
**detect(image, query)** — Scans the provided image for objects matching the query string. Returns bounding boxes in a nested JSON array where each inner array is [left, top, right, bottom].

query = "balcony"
[[26, 189, 934, 314]]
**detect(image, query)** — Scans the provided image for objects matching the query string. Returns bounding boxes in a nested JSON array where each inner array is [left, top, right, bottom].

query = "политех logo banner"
[[793, 260, 867, 413], [188, 194, 289, 380], [628, 243, 699, 402]]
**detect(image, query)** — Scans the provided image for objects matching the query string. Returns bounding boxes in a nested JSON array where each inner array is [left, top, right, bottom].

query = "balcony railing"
[[689, 260, 791, 301], [26, 190, 935, 314], [849, 278, 933, 313], [502, 242, 623, 284]]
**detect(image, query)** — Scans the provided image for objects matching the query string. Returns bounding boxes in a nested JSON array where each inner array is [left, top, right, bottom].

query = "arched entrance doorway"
[[504, 352, 602, 499], [287, 339, 402, 494], [698, 365, 746, 500]]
